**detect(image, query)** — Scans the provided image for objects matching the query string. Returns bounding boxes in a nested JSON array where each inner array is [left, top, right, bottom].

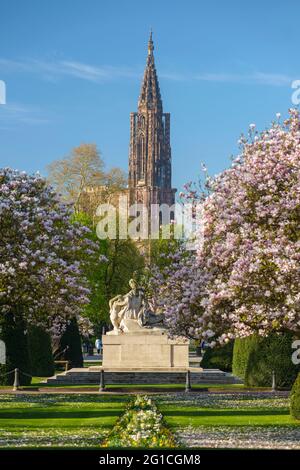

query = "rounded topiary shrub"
[[0, 313, 31, 386], [233, 333, 300, 388], [290, 373, 300, 420], [52, 317, 83, 369], [28, 326, 55, 377], [201, 341, 234, 372]]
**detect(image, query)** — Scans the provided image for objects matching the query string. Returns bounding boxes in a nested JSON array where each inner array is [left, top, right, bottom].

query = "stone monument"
[[102, 279, 189, 369]]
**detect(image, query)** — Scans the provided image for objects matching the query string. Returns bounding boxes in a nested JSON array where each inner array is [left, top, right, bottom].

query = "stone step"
[[45, 368, 242, 385], [189, 358, 201, 366]]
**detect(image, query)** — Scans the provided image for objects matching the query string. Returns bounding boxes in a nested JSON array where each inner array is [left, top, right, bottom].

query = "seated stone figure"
[[108, 279, 164, 335]]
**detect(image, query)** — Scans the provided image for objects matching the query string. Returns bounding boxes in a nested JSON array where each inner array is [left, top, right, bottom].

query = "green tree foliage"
[[28, 326, 55, 377], [74, 212, 144, 336], [0, 312, 31, 385], [233, 333, 300, 388], [290, 373, 300, 420], [201, 341, 234, 372], [142, 228, 187, 299], [232, 336, 258, 380], [52, 317, 83, 368]]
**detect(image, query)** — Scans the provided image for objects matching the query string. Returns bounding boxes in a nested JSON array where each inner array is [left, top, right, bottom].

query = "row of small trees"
[[0, 144, 144, 383], [0, 168, 94, 383], [151, 109, 300, 414], [153, 109, 300, 344]]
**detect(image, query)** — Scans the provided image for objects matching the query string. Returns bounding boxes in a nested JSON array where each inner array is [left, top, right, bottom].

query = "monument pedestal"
[[102, 331, 189, 369]]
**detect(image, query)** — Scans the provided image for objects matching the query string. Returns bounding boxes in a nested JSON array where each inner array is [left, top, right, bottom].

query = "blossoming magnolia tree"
[[155, 109, 300, 345], [0, 168, 97, 337]]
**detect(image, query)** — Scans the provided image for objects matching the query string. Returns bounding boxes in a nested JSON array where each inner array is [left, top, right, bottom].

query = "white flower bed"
[[155, 392, 290, 409], [0, 428, 107, 448], [176, 425, 300, 449], [155, 391, 299, 450]]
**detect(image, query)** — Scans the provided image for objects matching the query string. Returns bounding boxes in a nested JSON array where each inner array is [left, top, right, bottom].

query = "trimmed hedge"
[[201, 341, 234, 372], [290, 373, 300, 420], [52, 317, 83, 368], [0, 313, 31, 386], [232, 336, 260, 381], [28, 326, 55, 377], [233, 333, 300, 389]]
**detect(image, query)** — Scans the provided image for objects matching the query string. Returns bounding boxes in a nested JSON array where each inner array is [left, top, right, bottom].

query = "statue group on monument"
[[108, 279, 164, 335]]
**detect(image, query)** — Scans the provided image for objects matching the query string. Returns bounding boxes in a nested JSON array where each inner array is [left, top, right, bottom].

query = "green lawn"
[[0, 380, 249, 390], [0, 394, 128, 448], [158, 393, 299, 427], [161, 406, 296, 426], [83, 361, 102, 368], [0, 390, 299, 448], [156, 393, 300, 448]]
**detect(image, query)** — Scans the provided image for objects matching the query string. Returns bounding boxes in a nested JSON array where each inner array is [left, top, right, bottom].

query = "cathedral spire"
[[138, 31, 162, 112], [148, 29, 154, 55], [129, 33, 176, 214]]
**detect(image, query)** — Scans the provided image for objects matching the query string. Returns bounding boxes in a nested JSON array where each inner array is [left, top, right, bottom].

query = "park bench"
[[54, 360, 70, 371]]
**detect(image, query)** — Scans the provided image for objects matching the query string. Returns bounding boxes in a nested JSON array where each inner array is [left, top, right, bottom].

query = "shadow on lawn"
[[0, 410, 122, 419]]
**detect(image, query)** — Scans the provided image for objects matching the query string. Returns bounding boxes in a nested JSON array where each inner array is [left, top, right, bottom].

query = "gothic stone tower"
[[128, 33, 176, 218]]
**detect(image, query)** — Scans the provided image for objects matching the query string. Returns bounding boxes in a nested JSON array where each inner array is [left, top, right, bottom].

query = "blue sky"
[[0, 0, 299, 192]]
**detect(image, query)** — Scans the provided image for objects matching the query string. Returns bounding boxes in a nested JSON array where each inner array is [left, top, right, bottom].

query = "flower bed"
[[155, 391, 290, 409], [155, 391, 300, 449], [101, 395, 177, 448], [0, 428, 107, 448], [176, 425, 300, 449]]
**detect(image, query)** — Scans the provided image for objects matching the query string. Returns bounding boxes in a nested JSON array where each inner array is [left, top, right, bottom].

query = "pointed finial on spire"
[[148, 28, 154, 55]]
